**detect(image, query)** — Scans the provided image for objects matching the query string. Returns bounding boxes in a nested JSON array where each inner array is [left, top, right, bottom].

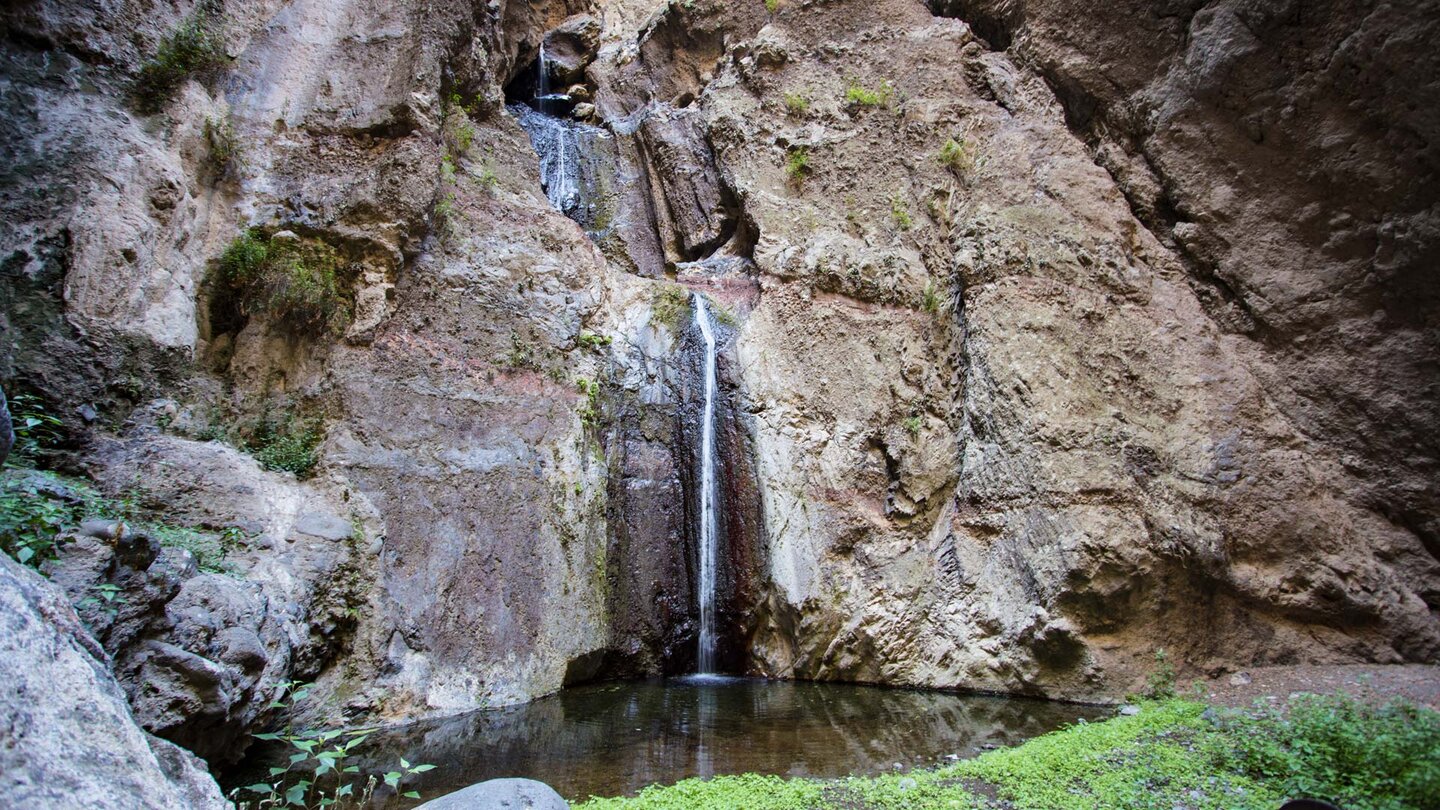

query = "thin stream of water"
[[694, 294, 718, 673]]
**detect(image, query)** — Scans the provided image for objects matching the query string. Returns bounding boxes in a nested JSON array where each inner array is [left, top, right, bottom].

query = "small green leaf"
[[289, 752, 309, 764], [268, 767, 288, 777], [412, 763, 437, 773], [403, 790, 421, 799], [400, 757, 410, 769], [243, 783, 273, 794], [384, 771, 401, 788], [343, 765, 360, 773], [254, 732, 281, 741], [284, 783, 308, 806]]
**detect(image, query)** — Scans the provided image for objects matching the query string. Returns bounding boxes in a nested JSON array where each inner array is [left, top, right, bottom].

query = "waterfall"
[[509, 45, 610, 230], [694, 293, 719, 673]]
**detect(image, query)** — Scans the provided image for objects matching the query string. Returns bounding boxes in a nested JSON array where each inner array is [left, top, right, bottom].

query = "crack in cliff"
[[925, 0, 1281, 345]]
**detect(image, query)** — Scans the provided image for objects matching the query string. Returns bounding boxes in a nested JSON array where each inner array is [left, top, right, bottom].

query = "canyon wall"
[[0, 0, 1435, 774]]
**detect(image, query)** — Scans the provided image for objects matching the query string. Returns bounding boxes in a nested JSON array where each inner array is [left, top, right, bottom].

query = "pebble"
[[1118, 704, 1141, 716]]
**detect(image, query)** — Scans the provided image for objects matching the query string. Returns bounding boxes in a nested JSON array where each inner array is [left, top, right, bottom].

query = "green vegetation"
[[1, 468, 236, 572], [939, 136, 987, 179], [902, 415, 922, 438], [215, 229, 353, 336], [8, 392, 63, 464], [711, 301, 739, 328], [844, 78, 893, 109], [921, 281, 941, 313], [439, 155, 457, 185], [890, 194, 913, 230], [234, 682, 434, 809], [651, 285, 693, 332], [765, 0, 780, 12], [577, 331, 614, 350], [576, 377, 601, 426], [476, 160, 500, 190], [575, 694, 1440, 810], [783, 92, 810, 117], [1145, 648, 1178, 699], [785, 146, 811, 186], [247, 407, 324, 478], [203, 115, 241, 180], [131, 4, 229, 114]]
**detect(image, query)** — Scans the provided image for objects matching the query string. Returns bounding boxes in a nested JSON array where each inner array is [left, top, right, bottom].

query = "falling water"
[[509, 43, 610, 229], [694, 293, 719, 673]]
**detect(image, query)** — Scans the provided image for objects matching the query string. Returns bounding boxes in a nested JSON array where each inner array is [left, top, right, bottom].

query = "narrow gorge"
[[1, 0, 1436, 807]]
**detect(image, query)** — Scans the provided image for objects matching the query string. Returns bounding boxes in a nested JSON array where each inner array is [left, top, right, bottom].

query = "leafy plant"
[[0, 476, 70, 566], [433, 192, 458, 240], [236, 682, 436, 809], [131, 5, 229, 114], [439, 156, 457, 185], [215, 230, 353, 336], [764, 0, 779, 12], [8, 392, 63, 464], [782, 93, 809, 117], [784, 146, 810, 186]]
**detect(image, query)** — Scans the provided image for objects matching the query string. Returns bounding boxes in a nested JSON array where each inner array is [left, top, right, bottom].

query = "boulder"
[[0, 553, 228, 809], [415, 778, 569, 810]]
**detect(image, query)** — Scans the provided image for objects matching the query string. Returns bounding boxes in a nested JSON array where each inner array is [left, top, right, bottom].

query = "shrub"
[[784, 146, 810, 186], [248, 409, 324, 478], [131, 7, 229, 114], [844, 78, 892, 108], [782, 92, 809, 117], [215, 229, 353, 336]]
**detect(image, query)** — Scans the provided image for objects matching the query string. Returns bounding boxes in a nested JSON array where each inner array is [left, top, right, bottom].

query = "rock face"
[[0, 553, 229, 809], [0, 0, 1436, 788]]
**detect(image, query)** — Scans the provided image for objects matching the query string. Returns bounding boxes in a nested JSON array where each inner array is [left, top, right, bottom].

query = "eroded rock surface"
[[0, 0, 1436, 792], [0, 553, 229, 809]]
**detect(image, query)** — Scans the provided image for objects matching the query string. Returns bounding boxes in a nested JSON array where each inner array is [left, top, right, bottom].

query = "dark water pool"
[[239, 676, 1106, 805]]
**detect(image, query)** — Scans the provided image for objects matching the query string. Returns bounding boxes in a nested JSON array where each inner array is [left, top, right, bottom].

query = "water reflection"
[[244, 677, 1105, 805]]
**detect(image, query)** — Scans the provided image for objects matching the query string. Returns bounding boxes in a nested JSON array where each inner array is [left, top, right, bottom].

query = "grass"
[[574, 695, 1440, 810], [214, 229, 353, 336], [784, 93, 810, 117], [844, 78, 893, 109], [131, 4, 229, 114]]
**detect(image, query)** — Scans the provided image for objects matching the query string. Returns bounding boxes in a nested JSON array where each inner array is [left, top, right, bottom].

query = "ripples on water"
[[245, 677, 1106, 806]]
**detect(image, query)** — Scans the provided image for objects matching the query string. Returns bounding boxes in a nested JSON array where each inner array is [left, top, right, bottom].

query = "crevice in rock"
[[926, 0, 1282, 345]]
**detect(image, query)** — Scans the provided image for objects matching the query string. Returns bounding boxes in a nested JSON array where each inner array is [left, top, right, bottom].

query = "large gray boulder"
[[0, 553, 229, 809], [415, 778, 569, 810]]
